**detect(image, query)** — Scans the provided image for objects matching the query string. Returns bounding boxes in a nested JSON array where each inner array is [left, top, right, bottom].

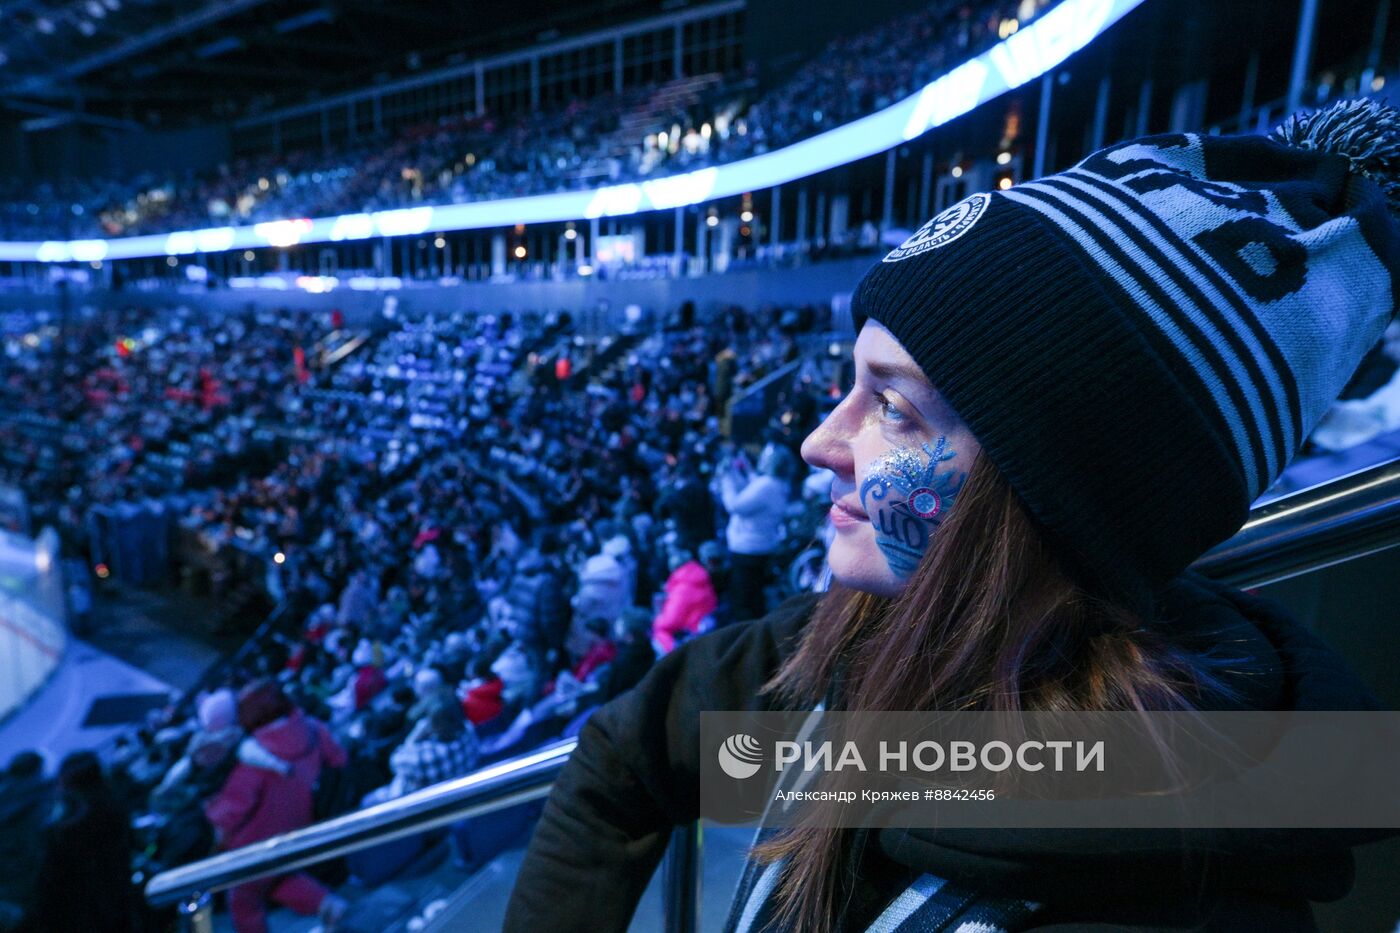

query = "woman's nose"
[[800, 399, 855, 478]]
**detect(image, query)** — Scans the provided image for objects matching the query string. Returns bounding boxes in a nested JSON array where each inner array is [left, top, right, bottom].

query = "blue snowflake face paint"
[[858, 435, 966, 579]]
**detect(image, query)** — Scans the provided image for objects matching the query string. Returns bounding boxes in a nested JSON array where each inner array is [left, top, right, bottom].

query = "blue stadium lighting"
[[0, 0, 1144, 264]]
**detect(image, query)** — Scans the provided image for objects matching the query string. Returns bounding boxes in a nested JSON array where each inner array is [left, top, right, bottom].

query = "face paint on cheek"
[[857, 435, 967, 580]]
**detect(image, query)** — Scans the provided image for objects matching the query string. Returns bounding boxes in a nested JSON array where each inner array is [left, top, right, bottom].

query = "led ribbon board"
[[0, 0, 1145, 264]]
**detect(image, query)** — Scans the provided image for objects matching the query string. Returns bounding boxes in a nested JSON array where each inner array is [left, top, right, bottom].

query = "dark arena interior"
[[0, 0, 1398, 930]]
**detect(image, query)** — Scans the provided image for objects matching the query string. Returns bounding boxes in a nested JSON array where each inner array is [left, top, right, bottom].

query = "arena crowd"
[[0, 296, 839, 931]]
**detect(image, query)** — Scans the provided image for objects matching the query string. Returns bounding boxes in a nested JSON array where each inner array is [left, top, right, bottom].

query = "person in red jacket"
[[650, 549, 719, 653], [205, 681, 349, 933], [462, 656, 506, 726]]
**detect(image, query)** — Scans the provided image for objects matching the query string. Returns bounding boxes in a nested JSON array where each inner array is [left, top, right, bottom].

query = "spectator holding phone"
[[716, 442, 792, 623]]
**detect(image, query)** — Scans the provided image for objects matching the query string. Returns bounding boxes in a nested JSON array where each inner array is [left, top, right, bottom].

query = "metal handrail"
[[1196, 457, 1400, 589], [145, 455, 1400, 916], [145, 738, 576, 908]]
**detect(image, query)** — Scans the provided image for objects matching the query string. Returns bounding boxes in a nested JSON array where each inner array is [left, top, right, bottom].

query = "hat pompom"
[[1271, 98, 1400, 215]]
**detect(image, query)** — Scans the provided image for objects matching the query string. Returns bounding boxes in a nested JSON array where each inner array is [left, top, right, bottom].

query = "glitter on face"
[[858, 436, 966, 579]]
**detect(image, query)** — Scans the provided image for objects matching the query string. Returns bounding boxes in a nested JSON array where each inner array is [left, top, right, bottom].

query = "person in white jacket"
[[716, 442, 792, 623], [568, 537, 633, 656]]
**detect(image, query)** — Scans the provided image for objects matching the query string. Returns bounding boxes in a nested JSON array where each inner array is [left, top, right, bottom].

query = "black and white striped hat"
[[852, 98, 1400, 612]]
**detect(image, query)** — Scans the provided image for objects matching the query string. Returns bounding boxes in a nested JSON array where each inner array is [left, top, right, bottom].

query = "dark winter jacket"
[[657, 477, 717, 549], [24, 788, 135, 933], [510, 552, 571, 651], [504, 573, 1388, 931]]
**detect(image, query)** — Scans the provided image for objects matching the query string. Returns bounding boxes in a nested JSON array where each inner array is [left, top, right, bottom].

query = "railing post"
[[663, 821, 702, 933], [1287, 0, 1319, 113], [177, 892, 213, 933]]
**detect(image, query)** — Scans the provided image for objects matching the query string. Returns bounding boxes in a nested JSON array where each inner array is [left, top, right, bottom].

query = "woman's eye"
[[873, 392, 906, 423]]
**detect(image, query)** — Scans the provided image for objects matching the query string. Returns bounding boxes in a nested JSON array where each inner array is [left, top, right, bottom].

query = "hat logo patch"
[[883, 192, 990, 262]]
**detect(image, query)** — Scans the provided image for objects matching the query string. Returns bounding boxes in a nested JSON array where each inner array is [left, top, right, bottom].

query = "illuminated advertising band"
[[0, 0, 1144, 264]]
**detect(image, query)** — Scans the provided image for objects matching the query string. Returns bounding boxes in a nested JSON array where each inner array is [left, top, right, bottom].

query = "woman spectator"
[[206, 681, 349, 933], [506, 101, 1400, 931]]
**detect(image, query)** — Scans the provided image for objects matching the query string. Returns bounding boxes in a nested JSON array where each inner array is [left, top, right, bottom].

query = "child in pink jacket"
[[205, 681, 348, 933], [651, 554, 719, 653]]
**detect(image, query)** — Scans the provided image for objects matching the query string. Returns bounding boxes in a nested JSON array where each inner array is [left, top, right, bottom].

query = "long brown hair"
[[753, 452, 1235, 930]]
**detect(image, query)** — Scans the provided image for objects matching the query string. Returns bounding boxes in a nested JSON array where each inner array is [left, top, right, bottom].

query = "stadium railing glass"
[[145, 455, 1400, 932]]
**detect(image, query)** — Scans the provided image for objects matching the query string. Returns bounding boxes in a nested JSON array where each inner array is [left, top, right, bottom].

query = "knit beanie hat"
[[198, 688, 237, 733], [851, 98, 1400, 613]]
